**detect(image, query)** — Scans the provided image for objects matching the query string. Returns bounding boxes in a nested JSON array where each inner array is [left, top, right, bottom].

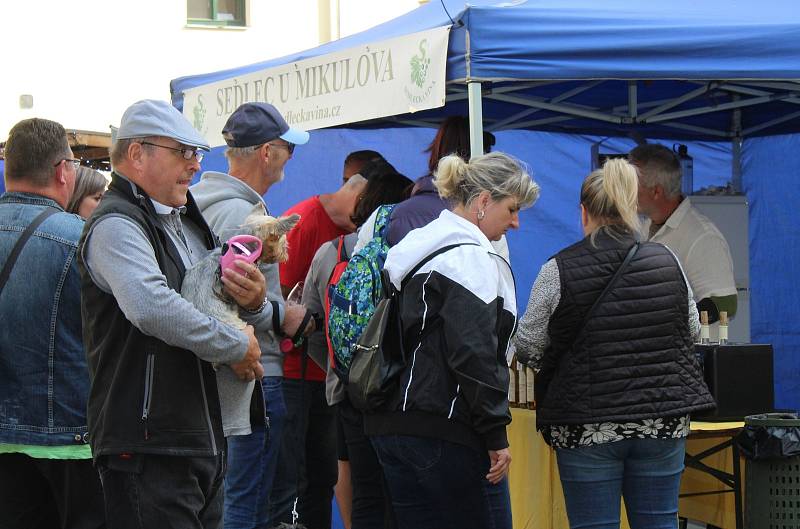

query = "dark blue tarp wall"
[[196, 131, 800, 406], [742, 135, 800, 412], [195, 129, 732, 312]]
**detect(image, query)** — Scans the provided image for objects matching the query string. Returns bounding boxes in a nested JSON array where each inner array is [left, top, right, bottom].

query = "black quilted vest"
[[536, 229, 714, 427]]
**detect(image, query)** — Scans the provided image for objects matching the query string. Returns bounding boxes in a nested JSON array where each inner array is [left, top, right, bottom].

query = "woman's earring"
[[477, 210, 485, 221]]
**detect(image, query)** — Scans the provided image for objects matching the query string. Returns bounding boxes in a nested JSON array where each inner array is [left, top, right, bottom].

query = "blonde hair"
[[434, 152, 539, 209], [581, 158, 641, 241]]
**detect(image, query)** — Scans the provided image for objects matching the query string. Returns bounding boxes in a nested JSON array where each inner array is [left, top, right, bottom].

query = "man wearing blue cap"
[[191, 102, 311, 529], [79, 99, 265, 528]]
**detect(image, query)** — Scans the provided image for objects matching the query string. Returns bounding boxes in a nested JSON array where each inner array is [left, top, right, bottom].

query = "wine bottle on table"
[[525, 366, 535, 409], [718, 311, 729, 345], [508, 358, 518, 406], [700, 310, 710, 344]]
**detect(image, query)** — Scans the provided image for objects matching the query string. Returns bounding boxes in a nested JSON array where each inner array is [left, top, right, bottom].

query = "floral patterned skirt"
[[548, 415, 691, 449]]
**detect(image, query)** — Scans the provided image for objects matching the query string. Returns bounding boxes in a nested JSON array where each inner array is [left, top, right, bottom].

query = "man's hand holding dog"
[[222, 260, 267, 312], [230, 325, 264, 381]]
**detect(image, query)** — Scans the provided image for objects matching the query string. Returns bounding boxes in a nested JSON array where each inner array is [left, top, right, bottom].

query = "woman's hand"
[[486, 448, 512, 484]]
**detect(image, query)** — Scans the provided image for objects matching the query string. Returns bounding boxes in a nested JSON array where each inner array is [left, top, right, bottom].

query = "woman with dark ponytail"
[[514, 158, 714, 529]]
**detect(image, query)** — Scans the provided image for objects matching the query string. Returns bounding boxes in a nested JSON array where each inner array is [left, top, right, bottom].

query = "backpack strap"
[[373, 204, 397, 239], [337, 235, 349, 262], [399, 242, 481, 290]]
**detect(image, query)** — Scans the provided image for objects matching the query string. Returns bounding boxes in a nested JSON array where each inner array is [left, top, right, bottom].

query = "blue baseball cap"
[[222, 102, 309, 148], [117, 99, 210, 150]]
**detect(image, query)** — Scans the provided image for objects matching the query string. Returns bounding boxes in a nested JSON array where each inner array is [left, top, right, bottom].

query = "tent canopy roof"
[[171, 0, 800, 140]]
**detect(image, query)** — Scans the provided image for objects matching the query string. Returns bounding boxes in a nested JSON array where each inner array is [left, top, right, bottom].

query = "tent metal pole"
[[489, 81, 603, 131], [707, 83, 800, 106], [742, 109, 800, 136], [468, 81, 484, 158], [659, 122, 731, 138], [639, 84, 714, 120], [731, 96, 743, 192], [647, 94, 787, 123], [732, 138, 743, 193], [628, 81, 638, 119], [488, 93, 622, 124]]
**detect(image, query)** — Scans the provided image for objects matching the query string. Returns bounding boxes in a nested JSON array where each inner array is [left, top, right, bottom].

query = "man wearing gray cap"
[[191, 101, 311, 529], [78, 100, 264, 528]]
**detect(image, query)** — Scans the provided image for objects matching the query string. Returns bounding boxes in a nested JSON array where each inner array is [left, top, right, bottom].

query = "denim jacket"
[[0, 192, 90, 446]]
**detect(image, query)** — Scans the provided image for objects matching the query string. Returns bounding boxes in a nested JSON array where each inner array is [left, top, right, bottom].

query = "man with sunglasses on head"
[[0, 118, 105, 529], [190, 102, 313, 529], [78, 99, 265, 528]]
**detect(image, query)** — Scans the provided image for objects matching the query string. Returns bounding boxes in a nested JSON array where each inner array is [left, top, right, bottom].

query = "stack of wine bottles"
[[508, 357, 535, 409]]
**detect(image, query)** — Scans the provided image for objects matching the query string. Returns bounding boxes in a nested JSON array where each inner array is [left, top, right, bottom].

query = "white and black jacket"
[[364, 210, 516, 452]]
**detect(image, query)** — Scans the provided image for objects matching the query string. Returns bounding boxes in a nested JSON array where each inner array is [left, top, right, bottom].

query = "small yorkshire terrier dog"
[[182, 203, 300, 328]]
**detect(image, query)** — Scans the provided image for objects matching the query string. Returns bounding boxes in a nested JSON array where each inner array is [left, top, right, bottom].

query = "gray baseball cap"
[[116, 99, 210, 150]]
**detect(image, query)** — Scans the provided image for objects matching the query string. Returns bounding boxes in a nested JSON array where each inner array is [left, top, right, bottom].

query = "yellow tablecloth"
[[507, 409, 743, 529]]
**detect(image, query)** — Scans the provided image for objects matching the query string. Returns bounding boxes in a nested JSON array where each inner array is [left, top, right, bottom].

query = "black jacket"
[[537, 230, 715, 427], [365, 210, 515, 452], [78, 173, 226, 458]]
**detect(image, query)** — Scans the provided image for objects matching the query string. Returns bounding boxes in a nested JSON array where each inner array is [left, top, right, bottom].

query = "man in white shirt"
[[629, 144, 737, 323]]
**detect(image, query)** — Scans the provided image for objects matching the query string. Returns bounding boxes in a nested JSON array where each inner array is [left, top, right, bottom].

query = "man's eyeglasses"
[[53, 158, 81, 169], [140, 141, 204, 162], [267, 142, 295, 155]]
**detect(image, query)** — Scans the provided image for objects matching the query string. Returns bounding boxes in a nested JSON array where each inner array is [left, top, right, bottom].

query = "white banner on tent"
[[182, 26, 450, 147]]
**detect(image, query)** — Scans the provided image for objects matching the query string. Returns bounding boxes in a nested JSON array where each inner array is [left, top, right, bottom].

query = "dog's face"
[[239, 205, 300, 264]]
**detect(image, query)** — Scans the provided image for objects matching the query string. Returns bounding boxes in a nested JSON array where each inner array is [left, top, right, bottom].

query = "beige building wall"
[[0, 0, 421, 140]]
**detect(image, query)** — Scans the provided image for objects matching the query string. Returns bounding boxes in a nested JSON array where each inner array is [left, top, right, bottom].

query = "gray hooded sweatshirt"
[[191, 171, 286, 435]]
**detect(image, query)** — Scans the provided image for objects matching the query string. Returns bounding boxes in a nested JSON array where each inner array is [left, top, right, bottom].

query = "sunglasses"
[[267, 142, 295, 155]]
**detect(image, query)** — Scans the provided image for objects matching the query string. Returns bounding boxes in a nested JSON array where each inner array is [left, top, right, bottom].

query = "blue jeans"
[[268, 378, 337, 529], [371, 435, 512, 529], [556, 437, 687, 529], [224, 376, 287, 529]]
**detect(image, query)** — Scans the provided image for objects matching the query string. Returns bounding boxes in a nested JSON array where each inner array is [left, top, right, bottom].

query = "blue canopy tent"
[[172, 0, 800, 410]]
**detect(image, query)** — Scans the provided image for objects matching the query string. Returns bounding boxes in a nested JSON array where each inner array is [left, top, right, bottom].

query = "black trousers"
[[338, 399, 397, 529], [96, 453, 224, 529], [0, 453, 105, 529]]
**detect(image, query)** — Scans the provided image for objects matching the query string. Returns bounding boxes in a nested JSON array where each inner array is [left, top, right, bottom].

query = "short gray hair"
[[628, 144, 682, 198], [224, 144, 264, 162], [109, 136, 159, 168]]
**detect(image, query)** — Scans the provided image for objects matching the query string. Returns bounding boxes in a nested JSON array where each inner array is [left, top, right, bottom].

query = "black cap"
[[221, 102, 309, 148]]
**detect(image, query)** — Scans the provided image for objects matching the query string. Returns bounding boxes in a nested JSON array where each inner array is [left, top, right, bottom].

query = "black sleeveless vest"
[[537, 230, 714, 426], [78, 173, 225, 457]]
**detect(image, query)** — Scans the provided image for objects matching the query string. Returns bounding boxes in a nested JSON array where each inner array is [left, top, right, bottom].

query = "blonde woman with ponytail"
[[514, 158, 713, 529], [365, 152, 538, 529]]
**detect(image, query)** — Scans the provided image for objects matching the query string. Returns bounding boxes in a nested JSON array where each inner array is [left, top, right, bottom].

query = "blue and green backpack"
[[327, 204, 396, 381]]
